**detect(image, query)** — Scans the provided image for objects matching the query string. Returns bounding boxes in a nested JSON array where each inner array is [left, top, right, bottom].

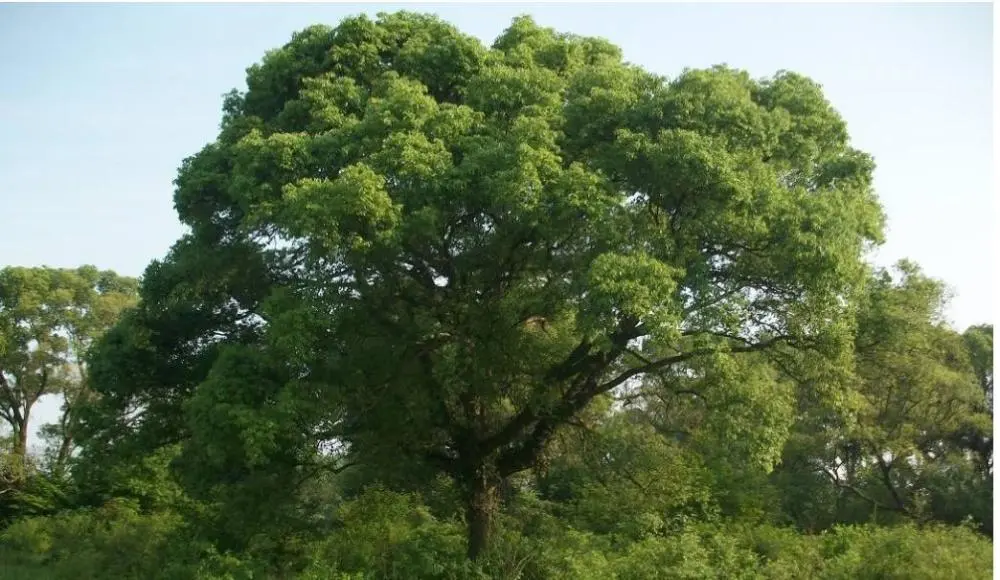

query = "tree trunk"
[[464, 469, 500, 561], [13, 413, 29, 458], [54, 432, 73, 473], [53, 403, 75, 473]]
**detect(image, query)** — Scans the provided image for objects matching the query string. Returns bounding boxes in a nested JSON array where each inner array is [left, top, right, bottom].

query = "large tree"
[[86, 12, 884, 559]]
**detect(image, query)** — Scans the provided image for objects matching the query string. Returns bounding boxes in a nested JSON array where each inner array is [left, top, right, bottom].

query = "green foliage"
[[811, 524, 993, 580], [0, 266, 137, 450], [300, 487, 472, 579], [538, 414, 717, 539], [0, 500, 245, 580], [770, 262, 993, 530], [0, 482, 993, 579], [0, 267, 136, 524]]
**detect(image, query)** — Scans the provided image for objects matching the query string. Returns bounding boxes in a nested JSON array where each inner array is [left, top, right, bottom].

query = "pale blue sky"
[[0, 3, 993, 448]]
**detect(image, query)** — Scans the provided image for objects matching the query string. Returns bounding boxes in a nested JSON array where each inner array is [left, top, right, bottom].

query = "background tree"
[[957, 323, 992, 477], [0, 266, 137, 463], [0, 267, 68, 459], [771, 262, 992, 531], [0, 266, 136, 525], [83, 12, 887, 560]]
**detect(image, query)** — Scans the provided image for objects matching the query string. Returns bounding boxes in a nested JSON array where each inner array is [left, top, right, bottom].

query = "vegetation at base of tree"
[[0, 489, 992, 579], [0, 11, 992, 579]]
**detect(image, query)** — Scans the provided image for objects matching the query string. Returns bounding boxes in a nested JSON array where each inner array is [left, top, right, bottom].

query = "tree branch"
[[493, 333, 794, 477], [819, 465, 907, 514], [875, 455, 907, 512], [596, 334, 794, 396]]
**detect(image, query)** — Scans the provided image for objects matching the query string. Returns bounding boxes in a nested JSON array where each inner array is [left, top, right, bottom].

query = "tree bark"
[[464, 468, 500, 561], [54, 432, 73, 473], [876, 456, 907, 512], [13, 413, 29, 458], [52, 399, 76, 473]]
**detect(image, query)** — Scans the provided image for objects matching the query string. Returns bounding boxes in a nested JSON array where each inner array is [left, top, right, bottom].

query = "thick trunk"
[[464, 470, 500, 561]]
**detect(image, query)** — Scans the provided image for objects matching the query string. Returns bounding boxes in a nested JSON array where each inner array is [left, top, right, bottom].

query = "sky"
[[0, 3, 994, 449]]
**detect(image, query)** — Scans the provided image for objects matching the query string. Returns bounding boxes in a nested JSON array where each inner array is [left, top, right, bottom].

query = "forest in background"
[[0, 12, 993, 579]]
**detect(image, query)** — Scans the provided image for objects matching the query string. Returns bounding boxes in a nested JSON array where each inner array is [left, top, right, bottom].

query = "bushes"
[[744, 524, 826, 579], [0, 500, 247, 580], [0, 489, 992, 579], [815, 524, 993, 580], [614, 526, 761, 580], [510, 521, 993, 580], [2, 500, 176, 578], [298, 487, 474, 579], [747, 522, 993, 580]]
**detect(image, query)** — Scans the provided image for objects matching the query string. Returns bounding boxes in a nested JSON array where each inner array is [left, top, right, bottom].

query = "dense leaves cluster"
[[0, 12, 991, 579]]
